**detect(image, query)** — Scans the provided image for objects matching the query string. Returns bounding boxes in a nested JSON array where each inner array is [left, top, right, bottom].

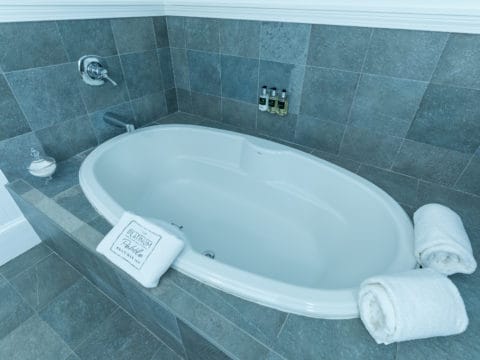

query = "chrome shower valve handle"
[[101, 73, 118, 87], [78, 55, 118, 87]]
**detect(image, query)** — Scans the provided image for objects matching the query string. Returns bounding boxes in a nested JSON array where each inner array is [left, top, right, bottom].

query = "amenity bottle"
[[278, 89, 289, 116], [268, 87, 278, 114], [258, 86, 269, 111]]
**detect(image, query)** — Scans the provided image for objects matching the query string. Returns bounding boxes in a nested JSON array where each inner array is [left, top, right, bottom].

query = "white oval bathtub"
[[79, 124, 416, 319]]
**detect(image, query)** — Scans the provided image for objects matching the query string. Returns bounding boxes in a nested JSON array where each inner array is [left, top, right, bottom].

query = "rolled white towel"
[[358, 269, 468, 345], [414, 203, 477, 275], [97, 212, 184, 288]]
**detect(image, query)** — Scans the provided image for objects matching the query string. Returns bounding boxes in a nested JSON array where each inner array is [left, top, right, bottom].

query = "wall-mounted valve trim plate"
[[78, 55, 118, 87]]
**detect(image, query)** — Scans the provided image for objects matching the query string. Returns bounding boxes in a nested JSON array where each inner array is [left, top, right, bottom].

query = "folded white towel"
[[97, 212, 184, 288], [358, 269, 468, 345], [414, 203, 477, 275]]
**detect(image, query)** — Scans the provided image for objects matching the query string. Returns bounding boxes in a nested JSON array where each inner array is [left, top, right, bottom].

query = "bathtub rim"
[[79, 124, 416, 319]]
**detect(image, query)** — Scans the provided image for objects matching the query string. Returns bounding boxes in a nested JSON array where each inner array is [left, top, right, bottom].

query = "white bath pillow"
[[96, 211, 184, 288]]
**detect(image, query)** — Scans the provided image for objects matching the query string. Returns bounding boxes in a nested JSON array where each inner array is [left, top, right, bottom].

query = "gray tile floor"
[[0, 243, 181, 360]]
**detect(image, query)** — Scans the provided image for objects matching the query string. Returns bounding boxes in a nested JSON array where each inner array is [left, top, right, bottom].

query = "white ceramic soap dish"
[[28, 148, 56, 180]]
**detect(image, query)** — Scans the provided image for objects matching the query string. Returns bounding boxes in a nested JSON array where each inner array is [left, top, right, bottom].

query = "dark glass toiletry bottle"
[[268, 87, 278, 114], [259, 86, 269, 111], [278, 89, 289, 116]]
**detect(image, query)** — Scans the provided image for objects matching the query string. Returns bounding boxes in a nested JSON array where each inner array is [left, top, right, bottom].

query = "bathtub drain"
[[202, 250, 215, 259]]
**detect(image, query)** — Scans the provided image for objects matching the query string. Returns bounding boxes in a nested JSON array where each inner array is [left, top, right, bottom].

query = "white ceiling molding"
[[165, 0, 480, 34], [2, 0, 480, 34], [0, 1, 164, 23]]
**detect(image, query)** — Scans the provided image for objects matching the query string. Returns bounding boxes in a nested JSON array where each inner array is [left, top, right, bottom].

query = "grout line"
[[3, 249, 53, 282], [118, 304, 187, 357], [276, 313, 289, 339], [1, 73, 38, 141], [71, 307, 122, 353], [111, 19, 133, 105], [63, 351, 76, 360], [388, 138, 406, 171], [255, 22, 262, 131], [1, 275, 37, 318], [112, 26, 143, 127], [203, 285, 272, 345], [291, 23, 313, 136], [388, 79, 430, 171], [418, 177, 480, 199], [147, 17, 158, 53], [184, 21, 193, 111], [303, 23, 313, 65], [218, 18, 224, 56], [337, 28, 374, 157], [42, 316, 77, 360], [348, 27, 374, 122], [174, 87, 181, 112], [166, 282, 246, 360], [219, 50, 224, 122], [413, 178, 421, 207], [52, 20, 96, 149], [74, 80, 98, 148], [359, 163, 421, 207], [52, 256, 186, 357], [34, 270, 40, 309], [182, 16, 187, 49], [0, 46, 198, 76], [68, 273, 184, 357], [399, 34, 450, 146], [216, 17, 221, 56], [34, 256, 84, 312], [169, 48, 181, 91], [2, 59, 76, 75], [167, 279, 285, 360], [1, 251, 82, 318], [208, 92, 255, 106], [112, 47, 158, 58], [428, 32, 451, 84], [155, 48, 166, 92], [182, 47, 256, 61], [452, 152, 475, 188], [389, 95, 428, 172], [337, 74, 360, 156], [291, 63, 306, 120], [53, 20, 71, 62], [424, 79, 480, 92], [149, 347, 176, 360], [393, 34, 451, 174], [361, 163, 422, 181]]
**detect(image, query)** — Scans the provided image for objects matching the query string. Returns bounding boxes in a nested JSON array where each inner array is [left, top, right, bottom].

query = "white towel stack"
[[414, 204, 477, 275], [358, 203, 477, 345], [358, 269, 468, 345], [97, 212, 184, 288]]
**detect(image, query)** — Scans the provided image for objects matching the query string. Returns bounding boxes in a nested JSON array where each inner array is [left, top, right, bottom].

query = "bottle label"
[[259, 97, 266, 105], [268, 99, 276, 107], [278, 101, 285, 110]]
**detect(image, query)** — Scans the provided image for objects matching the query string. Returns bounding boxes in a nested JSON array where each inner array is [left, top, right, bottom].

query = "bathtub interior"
[[88, 126, 413, 291]]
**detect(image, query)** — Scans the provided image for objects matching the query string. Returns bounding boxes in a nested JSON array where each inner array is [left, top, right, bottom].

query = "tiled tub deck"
[[0, 244, 180, 360], [5, 115, 480, 360]]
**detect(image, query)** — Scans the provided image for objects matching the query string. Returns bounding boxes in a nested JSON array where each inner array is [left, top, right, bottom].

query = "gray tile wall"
[[3, 15, 480, 212], [0, 17, 176, 181], [166, 16, 480, 217], [2, 14, 480, 360]]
